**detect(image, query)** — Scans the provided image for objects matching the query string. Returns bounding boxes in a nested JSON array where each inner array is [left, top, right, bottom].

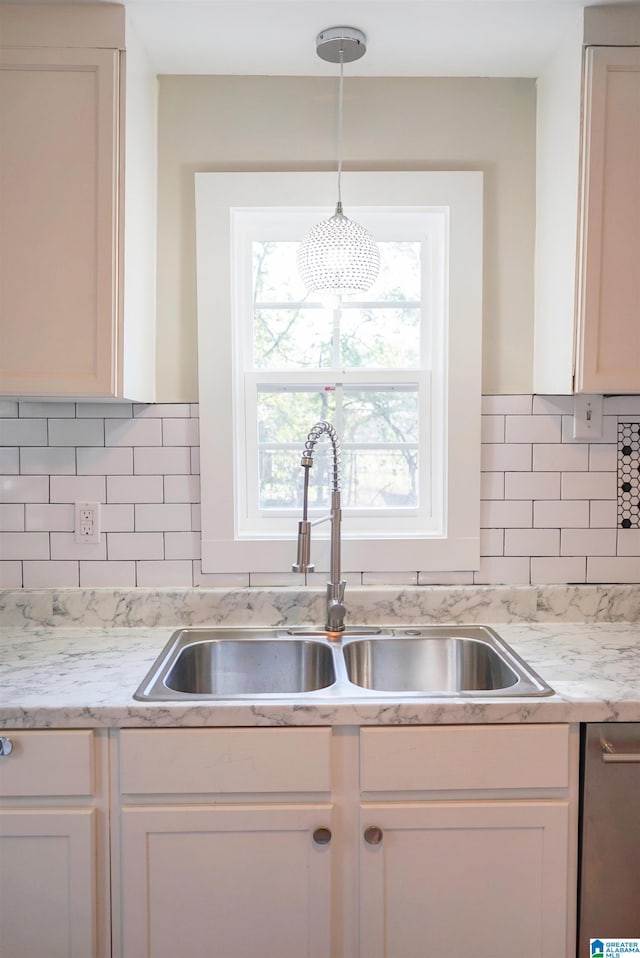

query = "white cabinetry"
[[534, 6, 640, 394], [114, 728, 333, 958], [0, 729, 110, 958], [359, 725, 577, 958], [0, 4, 156, 401], [113, 723, 578, 958]]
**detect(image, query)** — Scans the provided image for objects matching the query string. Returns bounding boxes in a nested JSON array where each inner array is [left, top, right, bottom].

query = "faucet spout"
[[291, 421, 347, 633]]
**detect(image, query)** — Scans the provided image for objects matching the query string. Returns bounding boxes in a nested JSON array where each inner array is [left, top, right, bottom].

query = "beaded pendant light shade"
[[297, 27, 380, 296]]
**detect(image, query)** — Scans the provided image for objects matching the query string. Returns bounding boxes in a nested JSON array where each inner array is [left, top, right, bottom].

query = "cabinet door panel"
[[120, 803, 332, 958], [0, 47, 119, 396], [0, 807, 97, 958], [576, 46, 640, 392], [360, 801, 569, 958]]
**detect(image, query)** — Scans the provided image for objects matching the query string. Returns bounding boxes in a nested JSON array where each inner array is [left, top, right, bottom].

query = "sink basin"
[[134, 625, 553, 701], [343, 627, 552, 696], [134, 629, 336, 700]]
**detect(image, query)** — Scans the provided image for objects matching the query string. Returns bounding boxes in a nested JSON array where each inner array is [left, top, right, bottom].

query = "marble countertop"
[[1, 620, 639, 728]]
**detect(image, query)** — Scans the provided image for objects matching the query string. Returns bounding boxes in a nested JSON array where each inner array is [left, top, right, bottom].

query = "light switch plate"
[[573, 394, 603, 441]]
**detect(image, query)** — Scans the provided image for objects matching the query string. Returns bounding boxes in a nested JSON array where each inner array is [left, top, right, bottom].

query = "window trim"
[[195, 171, 483, 573]]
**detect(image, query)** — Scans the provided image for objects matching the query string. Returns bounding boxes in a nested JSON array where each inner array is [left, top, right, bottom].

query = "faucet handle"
[[292, 520, 315, 573]]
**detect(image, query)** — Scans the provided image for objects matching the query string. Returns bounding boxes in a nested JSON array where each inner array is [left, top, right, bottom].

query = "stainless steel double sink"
[[134, 626, 553, 701]]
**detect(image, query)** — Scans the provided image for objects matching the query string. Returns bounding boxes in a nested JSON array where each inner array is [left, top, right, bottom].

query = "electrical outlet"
[[74, 501, 101, 545]]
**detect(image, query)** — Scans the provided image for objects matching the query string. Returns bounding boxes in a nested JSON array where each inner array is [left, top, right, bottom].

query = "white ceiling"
[[120, 0, 632, 76], [11, 0, 635, 76]]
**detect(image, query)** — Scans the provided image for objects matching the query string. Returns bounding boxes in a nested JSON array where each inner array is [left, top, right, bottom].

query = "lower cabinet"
[[0, 730, 110, 958]]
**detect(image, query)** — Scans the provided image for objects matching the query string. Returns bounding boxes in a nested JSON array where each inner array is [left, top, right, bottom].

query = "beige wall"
[[156, 75, 536, 401]]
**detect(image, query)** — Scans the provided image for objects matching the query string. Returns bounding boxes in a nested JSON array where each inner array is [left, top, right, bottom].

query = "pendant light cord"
[[337, 50, 344, 208]]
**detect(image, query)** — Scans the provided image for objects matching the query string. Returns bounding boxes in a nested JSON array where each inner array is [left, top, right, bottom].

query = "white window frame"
[[195, 171, 482, 573]]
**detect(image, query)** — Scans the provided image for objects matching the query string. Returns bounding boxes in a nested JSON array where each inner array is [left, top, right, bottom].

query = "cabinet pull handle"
[[313, 827, 332, 845], [602, 741, 640, 763], [0, 737, 13, 757], [364, 825, 383, 845]]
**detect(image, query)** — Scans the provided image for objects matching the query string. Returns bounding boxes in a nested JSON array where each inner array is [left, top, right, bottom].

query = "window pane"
[[253, 241, 310, 303], [259, 446, 332, 510], [341, 448, 419, 508], [343, 389, 420, 443], [362, 241, 421, 302], [257, 389, 337, 444], [340, 307, 420, 368], [254, 308, 333, 369]]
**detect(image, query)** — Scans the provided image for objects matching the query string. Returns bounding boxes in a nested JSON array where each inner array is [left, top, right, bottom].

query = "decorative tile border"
[[618, 422, 640, 529]]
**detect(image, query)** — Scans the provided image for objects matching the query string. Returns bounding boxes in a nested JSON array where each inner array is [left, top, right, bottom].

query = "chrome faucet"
[[292, 421, 346, 634]]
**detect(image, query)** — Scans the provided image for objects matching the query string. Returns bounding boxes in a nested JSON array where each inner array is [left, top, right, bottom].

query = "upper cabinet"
[[0, 4, 157, 401], [534, 5, 640, 395], [575, 45, 640, 393]]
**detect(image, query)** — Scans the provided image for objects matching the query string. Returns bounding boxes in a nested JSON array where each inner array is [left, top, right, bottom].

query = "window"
[[195, 172, 482, 574]]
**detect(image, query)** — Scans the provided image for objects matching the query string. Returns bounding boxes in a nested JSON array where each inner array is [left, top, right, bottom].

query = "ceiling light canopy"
[[297, 26, 380, 297]]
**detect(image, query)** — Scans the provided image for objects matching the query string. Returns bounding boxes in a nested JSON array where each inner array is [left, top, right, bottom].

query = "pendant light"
[[297, 26, 380, 296]]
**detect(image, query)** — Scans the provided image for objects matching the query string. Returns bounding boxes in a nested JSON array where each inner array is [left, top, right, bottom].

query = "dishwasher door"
[[578, 723, 640, 958]]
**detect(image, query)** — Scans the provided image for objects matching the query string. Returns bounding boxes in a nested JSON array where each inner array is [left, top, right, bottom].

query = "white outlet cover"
[[74, 501, 101, 545]]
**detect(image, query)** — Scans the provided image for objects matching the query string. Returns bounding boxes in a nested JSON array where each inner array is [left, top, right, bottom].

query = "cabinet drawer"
[[361, 725, 570, 792], [0, 730, 95, 797], [119, 727, 332, 795]]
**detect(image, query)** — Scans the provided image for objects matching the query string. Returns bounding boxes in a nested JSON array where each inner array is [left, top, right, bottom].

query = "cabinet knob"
[[0, 737, 13, 757], [364, 825, 383, 845], [313, 827, 332, 845]]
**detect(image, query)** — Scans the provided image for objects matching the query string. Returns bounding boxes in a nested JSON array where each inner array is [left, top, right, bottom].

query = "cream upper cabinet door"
[[118, 804, 333, 958], [359, 800, 571, 958], [0, 46, 120, 396], [575, 46, 640, 393]]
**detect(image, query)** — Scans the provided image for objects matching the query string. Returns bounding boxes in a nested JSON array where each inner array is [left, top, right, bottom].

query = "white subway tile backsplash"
[[48, 418, 104, 447], [100, 504, 135, 532], [50, 533, 106, 561], [0, 532, 50, 559], [0, 561, 22, 587], [504, 528, 559, 556], [587, 556, 640, 583], [481, 499, 532, 528], [107, 475, 163, 503], [0, 448, 19, 474], [80, 560, 136, 587], [135, 503, 192, 532], [136, 560, 194, 587], [50, 476, 105, 504], [164, 475, 200, 503], [530, 557, 586, 584], [505, 415, 561, 444], [561, 472, 617, 500], [561, 529, 617, 556], [134, 447, 191, 475], [533, 443, 588, 472], [1, 396, 638, 588], [590, 500, 618, 528], [23, 561, 79, 588], [534, 500, 589, 528], [76, 446, 133, 475], [0, 504, 24, 532], [19, 402, 75, 418], [0, 419, 47, 446], [162, 417, 199, 446], [20, 447, 76, 475], [25, 504, 74, 532], [105, 417, 162, 447], [505, 472, 560, 500], [0, 475, 49, 503], [107, 532, 164, 560], [481, 443, 531, 471], [164, 531, 200, 560]]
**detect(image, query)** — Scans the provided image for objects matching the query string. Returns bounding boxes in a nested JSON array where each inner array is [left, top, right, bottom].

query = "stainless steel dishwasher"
[[578, 723, 640, 958]]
